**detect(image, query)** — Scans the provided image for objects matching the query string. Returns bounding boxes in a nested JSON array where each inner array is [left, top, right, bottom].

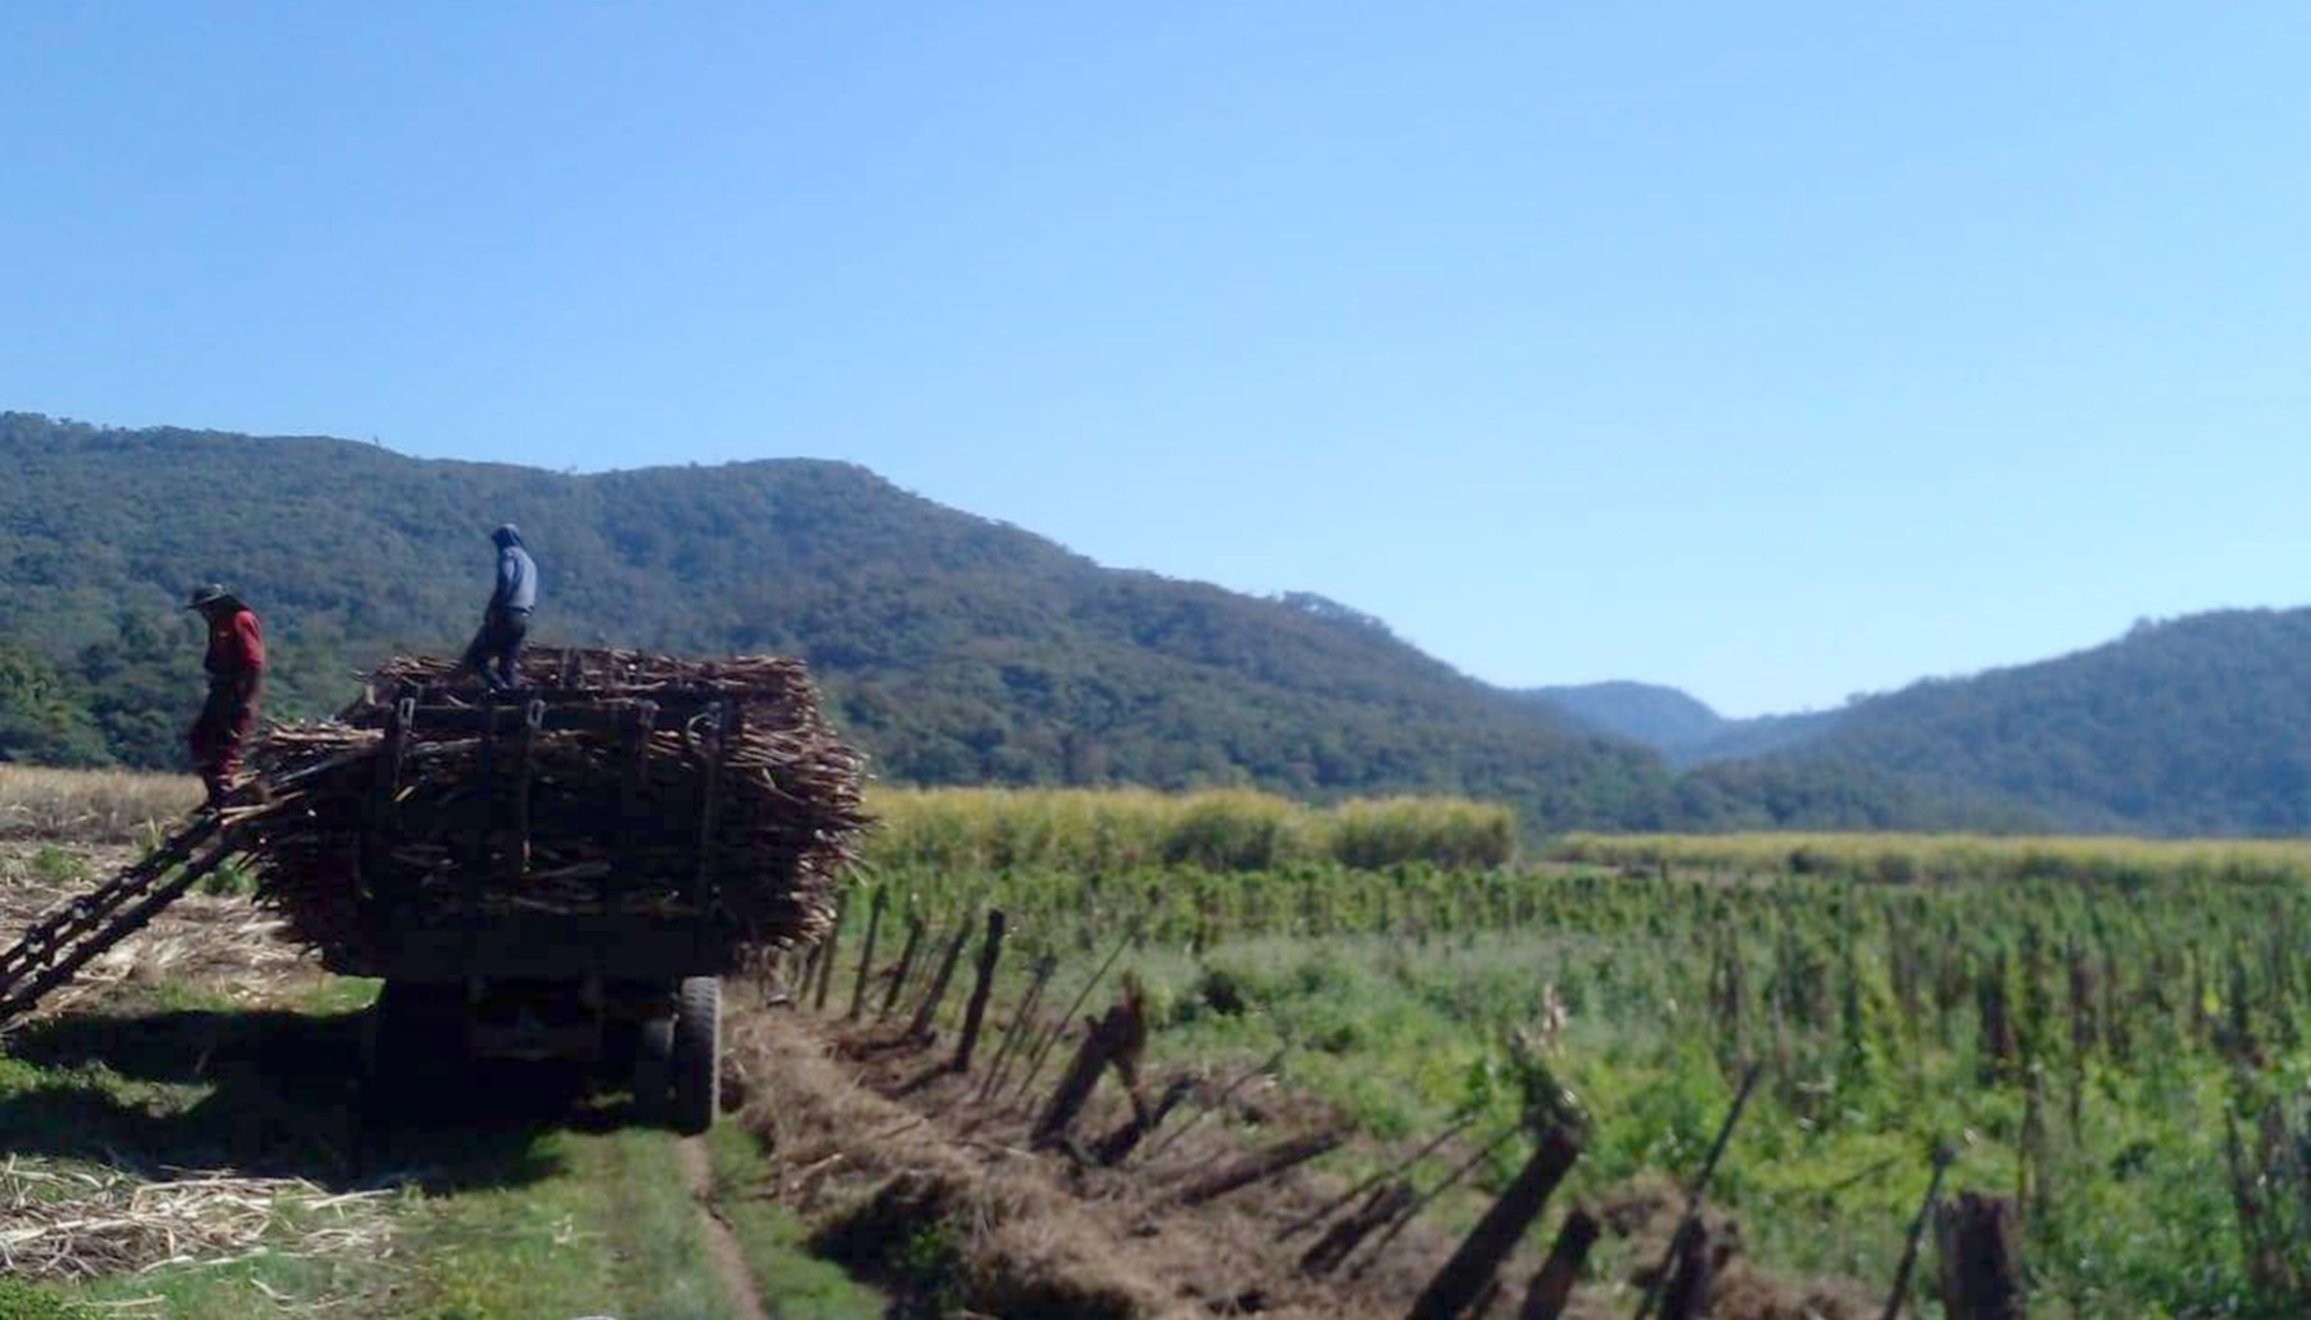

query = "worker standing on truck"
[[185, 584, 265, 810], [456, 523, 538, 693]]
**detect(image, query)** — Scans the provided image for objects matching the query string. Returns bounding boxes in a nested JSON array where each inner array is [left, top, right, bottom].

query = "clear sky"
[[5, 3, 2306, 716]]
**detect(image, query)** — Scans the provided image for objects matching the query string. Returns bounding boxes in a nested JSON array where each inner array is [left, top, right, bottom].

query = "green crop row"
[[1551, 829, 2311, 888], [860, 786, 1514, 874], [823, 848, 2311, 1313]]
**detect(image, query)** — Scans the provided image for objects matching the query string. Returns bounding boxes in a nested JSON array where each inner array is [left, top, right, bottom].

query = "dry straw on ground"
[[0, 767, 201, 844], [0, 858, 314, 1022], [0, 1159, 392, 1281]]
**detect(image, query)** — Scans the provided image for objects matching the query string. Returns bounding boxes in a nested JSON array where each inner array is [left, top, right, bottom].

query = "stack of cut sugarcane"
[[234, 650, 869, 957]]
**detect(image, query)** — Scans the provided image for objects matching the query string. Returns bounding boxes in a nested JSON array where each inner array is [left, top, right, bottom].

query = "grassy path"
[[0, 937, 876, 1318]]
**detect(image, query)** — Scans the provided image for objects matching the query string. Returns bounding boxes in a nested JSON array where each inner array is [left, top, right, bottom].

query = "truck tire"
[[363, 981, 455, 1115], [669, 976, 720, 1136], [633, 1013, 675, 1125]]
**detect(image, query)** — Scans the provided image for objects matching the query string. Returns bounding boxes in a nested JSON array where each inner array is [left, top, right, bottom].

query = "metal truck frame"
[[341, 686, 748, 1136]]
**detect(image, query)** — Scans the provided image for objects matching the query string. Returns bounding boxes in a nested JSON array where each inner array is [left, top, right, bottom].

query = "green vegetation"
[[397, 1129, 732, 1320], [865, 787, 1515, 873], [704, 1124, 883, 1319], [1555, 830, 2311, 886], [868, 841, 2311, 1314], [0, 1279, 93, 1320], [13, 411, 2311, 835], [1688, 607, 2311, 833]]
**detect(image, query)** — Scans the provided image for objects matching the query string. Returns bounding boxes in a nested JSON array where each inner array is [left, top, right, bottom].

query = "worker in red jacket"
[[186, 584, 265, 810]]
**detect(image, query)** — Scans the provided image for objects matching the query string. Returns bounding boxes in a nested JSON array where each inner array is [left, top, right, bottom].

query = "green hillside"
[[1524, 680, 1843, 766], [0, 412, 1677, 831], [1705, 609, 2311, 834], [19, 411, 2298, 836], [1523, 681, 1724, 751]]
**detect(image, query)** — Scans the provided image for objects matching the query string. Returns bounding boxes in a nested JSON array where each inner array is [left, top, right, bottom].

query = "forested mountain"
[[1525, 682, 1723, 752], [1524, 681, 1843, 766], [13, 411, 2307, 837], [0, 412, 1678, 831], [1706, 610, 2311, 834]]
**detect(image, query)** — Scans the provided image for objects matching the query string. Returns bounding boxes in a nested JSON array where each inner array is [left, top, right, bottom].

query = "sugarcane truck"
[[340, 687, 750, 1135]]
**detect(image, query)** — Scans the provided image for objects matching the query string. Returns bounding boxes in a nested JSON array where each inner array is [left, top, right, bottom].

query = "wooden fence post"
[[878, 915, 925, 1021], [1881, 1145, 1954, 1319], [1177, 1129, 1345, 1207], [1009, 932, 1135, 1106], [977, 953, 1057, 1104], [1092, 1076, 1195, 1166], [951, 909, 1008, 1071], [811, 891, 845, 1012], [847, 884, 887, 1021], [1410, 1126, 1581, 1320], [1518, 1209, 1600, 1320], [1658, 1220, 1725, 1320], [1936, 1192, 2024, 1320], [907, 918, 974, 1044], [1277, 1114, 1476, 1243], [1635, 1063, 1761, 1320], [1346, 1127, 1522, 1284], [1032, 988, 1148, 1149], [1299, 1181, 1416, 1277]]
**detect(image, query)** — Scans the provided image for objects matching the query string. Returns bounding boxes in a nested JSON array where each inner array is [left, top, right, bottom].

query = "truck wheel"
[[363, 981, 453, 1114], [669, 976, 720, 1136], [633, 1014, 675, 1124]]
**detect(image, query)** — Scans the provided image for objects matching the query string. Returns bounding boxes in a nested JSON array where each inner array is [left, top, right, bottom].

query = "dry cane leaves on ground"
[[0, 1158, 394, 1282]]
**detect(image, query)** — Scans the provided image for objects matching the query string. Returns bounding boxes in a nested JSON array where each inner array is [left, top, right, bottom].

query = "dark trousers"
[[462, 608, 531, 691], [189, 682, 259, 806]]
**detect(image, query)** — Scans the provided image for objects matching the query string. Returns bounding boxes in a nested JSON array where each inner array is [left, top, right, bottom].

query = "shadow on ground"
[[0, 1004, 643, 1193]]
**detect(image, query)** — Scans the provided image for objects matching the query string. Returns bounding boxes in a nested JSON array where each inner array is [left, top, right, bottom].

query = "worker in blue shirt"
[[456, 524, 538, 692]]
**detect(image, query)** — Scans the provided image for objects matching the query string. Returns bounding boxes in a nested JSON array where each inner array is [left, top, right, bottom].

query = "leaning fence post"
[[1635, 1063, 1761, 1320], [1176, 1129, 1346, 1207], [951, 909, 1008, 1071], [1345, 1126, 1522, 1283], [1142, 1045, 1288, 1166], [1010, 931, 1135, 1106], [906, 917, 974, 1044], [1278, 1113, 1477, 1242], [1935, 1191, 2024, 1319], [977, 953, 1057, 1104], [1299, 1181, 1416, 1277], [1658, 1219, 1722, 1320], [878, 914, 926, 1021], [1092, 1076, 1195, 1166], [1410, 1126, 1581, 1320], [848, 884, 888, 1021], [1881, 1144, 1955, 1319], [811, 891, 845, 1012], [1518, 1208, 1600, 1319], [1033, 988, 1148, 1149]]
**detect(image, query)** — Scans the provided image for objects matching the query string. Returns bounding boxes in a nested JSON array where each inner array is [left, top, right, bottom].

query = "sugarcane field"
[[14, 8, 2311, 1316], [2, 642, 2307, 1317]]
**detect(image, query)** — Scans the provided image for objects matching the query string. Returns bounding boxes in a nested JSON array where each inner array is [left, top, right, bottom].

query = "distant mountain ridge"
[[6, 410, 2307, 836], [1713, 609, 2311, 834], [0, 411, 1678, 832], [1550, 609, 2311, 835], [1524, 681, 1843, 766]]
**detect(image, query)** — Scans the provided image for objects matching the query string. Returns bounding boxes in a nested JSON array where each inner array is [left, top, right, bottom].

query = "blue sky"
[[5, 3, 2305, 716]]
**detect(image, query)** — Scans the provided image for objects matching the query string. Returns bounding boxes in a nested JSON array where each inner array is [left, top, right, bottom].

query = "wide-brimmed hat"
[[186, 584, 235, 610]]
